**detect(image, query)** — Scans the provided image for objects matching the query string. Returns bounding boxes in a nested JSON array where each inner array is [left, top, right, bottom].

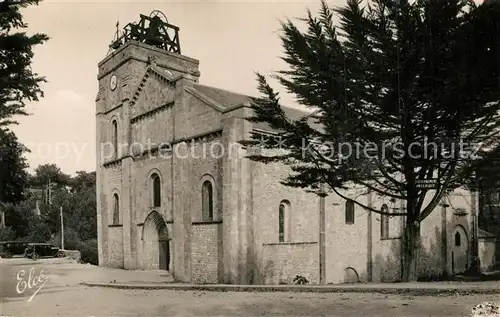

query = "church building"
[[96, 11, 495, 284]]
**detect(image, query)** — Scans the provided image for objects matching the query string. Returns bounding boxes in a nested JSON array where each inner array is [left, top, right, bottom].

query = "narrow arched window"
[[345, 200, 355, 224], [279, 203, 285, 242], [202, 181, 213, 221], [455, 232, 461, 247], [152, 174, 161, 207], [381, 204, 389, 239], [113, 193, 119, 225], [112, 120, 118, 158]]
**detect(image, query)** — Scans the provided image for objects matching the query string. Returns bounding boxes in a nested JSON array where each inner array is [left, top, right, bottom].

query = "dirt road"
[[0, 259, 495, 316]]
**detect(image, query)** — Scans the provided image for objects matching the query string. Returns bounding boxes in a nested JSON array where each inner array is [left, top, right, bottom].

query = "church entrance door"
[[159, 239, 170, 271], [142, 211, 170, 271]]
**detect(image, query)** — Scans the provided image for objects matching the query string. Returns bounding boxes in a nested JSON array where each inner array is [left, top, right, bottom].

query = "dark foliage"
[[76, 239, 98, 265], [0, 0, 49, 126], [243, 0, 500, 281], [0, 128, 29, 203]]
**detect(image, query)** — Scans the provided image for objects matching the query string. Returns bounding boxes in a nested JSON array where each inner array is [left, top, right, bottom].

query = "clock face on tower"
[[110, 74, 117, 91]]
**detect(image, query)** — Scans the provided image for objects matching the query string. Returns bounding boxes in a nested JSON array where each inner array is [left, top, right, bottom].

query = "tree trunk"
[[401, 218, 421, 282]]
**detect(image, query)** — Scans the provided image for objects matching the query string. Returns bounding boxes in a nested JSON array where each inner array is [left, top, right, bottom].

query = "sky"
[[11, 0, 486, 175], [12, 0, 337, 175]]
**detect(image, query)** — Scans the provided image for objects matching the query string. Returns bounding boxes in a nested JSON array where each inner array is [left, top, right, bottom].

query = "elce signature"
[[16, 267, 48, 302]]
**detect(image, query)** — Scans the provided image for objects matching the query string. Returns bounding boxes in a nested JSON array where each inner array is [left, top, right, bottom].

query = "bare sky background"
[[10, 0, 485, 175]]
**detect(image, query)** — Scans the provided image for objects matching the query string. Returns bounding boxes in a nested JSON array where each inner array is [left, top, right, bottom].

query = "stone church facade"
[[96, 37, 495, 284]]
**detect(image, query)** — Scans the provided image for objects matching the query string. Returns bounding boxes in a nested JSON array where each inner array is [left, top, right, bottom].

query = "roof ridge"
[[193, 83, 253, 99], [192, 83, 316, 117]]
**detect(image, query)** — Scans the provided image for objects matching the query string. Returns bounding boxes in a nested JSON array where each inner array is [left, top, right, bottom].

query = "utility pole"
[[318, 183, 326, 285], [367, 191, 373, 282], [47, 179, 52, 205], [60, 206, 64, 250], [470, 172, 480, 274]]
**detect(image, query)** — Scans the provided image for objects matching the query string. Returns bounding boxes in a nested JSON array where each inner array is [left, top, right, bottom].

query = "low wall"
[[261, 242, 318, 284], [479, 238, 496, 272], [63, 249, 81, 262]]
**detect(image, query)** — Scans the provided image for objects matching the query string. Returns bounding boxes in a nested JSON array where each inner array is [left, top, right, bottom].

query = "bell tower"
[[95, 11, 200, 268], [109, 10, 181, 54], [96, 10, 200, 111]]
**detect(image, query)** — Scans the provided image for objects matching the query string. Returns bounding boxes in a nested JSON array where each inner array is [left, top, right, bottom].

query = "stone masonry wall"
[[324, 191, 371, 284], [191, 223, 221, 284], [251, 155, 319, 284], [261, 242, 319, 284], [107, 226, 124, 268]]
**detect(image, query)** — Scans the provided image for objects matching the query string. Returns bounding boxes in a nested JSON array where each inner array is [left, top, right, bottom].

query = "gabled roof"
[[188, 84, 320, 132], [191, 84, 250, 110]]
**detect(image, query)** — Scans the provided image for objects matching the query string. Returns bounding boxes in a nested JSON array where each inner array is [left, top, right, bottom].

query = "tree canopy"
[[0, 0, 48, 205], [0, 128, 28, 203], [0, 0, 49, 126], [2, 163, 97, 254], [244, 0, 500, 281]]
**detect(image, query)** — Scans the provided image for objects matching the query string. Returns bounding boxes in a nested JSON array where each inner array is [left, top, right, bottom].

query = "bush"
[[0, 227, 16, 241], [76, 239, 98, 265], [26, 222, 51, 243], [49, 227, 80, 250]]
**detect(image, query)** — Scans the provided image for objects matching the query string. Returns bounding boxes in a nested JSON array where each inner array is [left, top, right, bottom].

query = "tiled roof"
[[192, 84, 250, 110], [191, 84, 319, 132], [478, 228, 496, 239]]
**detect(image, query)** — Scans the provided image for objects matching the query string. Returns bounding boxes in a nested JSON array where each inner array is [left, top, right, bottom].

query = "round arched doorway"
[[142, 211, 170, 271]]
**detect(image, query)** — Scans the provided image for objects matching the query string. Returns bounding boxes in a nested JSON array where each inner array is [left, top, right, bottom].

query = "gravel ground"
[[1, 259, 498, 316], [3, 286, 499, 316]]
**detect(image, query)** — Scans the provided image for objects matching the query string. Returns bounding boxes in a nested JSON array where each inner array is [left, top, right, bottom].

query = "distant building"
[[26, 187, 45, 217]]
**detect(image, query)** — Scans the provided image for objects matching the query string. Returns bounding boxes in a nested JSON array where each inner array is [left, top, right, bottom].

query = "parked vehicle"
[[24, 243, 65, 259], [0, 241, 27, 258]]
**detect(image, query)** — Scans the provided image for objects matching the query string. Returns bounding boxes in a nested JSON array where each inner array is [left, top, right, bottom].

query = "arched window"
[[278, 200, 291, 242], [113, 193, 119, 225], [455, 232, 461, 247], [112, 120, 118, 158], [152, 174, 161, 207], [202, 180, 213, 221], [381, 204, 389, 239], [345, 200, 355, 224], [279, 203, 285, 242]]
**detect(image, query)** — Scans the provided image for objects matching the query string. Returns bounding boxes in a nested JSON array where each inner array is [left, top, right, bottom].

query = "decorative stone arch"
[[147, 168, 164, 183], [110, 188, 121, 225], [147, 168, 163, 208], [109, 115, 119, 124], [344, 267, 360, 284], [198, 174, 217, 221], [141, 210, 170, 271], [141, 210, 169, 241], [452, 224, 468, 246], [278, 199, 291, 242]]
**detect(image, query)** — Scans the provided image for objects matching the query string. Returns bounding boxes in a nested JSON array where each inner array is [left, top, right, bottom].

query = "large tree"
[[245, 0, 500, 281], [0, 0, 49, 208], [28, 163, 71, 189], [0, 0, 49, 126], [0, 128, 28, 203]]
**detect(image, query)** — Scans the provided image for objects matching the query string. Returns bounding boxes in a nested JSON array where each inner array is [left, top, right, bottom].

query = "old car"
[[0, 241, 26, 258], [24, 243, 65, 259]]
